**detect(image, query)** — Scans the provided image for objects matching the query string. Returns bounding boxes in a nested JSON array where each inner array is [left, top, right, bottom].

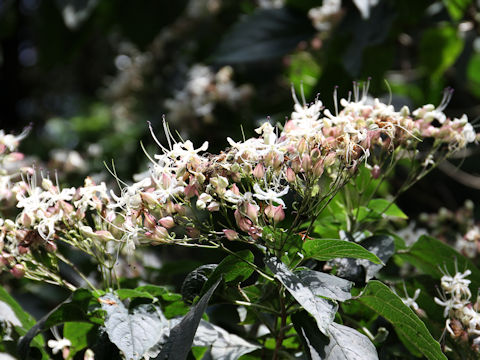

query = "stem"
[[273, 286, 287, 360], [56, 252, 97, 291]]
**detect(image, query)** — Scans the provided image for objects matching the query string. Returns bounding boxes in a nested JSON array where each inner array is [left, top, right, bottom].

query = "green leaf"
[[181, 264, 217, 304], [134, 285, 182, 302], [367, 199, 408, 219], [0, 286, 36, 330], [295, 269, 353, 302], [325, 323, 378, 360], [443, 0, 472, 21], [397, 235, 480, 291], [155, 277, 222, 360], [192, 320, 260, 359], [288, 51, 321, 99], [303, 239, 382, 264], [213, 8, 315, 64], [63, 322, 94, 354], [115, 289, 155, 301], [420, 25, 464, 79], [359, 281, 446, 360], [292, 311, 378, 360], [100, 294, 167, 360], [202, 250, 254, 295], [265, 257, 337, 335], [18, 289, 98, 359], [467, 53, 480, 98]]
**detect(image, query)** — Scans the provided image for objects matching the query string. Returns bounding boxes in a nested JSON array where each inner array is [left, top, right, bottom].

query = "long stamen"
[[333, 85, 339, 116]]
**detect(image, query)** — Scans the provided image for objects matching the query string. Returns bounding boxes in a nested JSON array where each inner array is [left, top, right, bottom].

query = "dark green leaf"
[[0, 286, 36, 330], [181, 264, 217, 304], [359, 280, 446, 360], [101, 293, 167, 360], [18, 289, 97, 359], [202, 250, 254, 296], [397, 235, 480, 291], [420, 25, 464, 78], [367, 199, 408, 219], [341, 2, 395, 75], [303, 239, 382, 264], [292, 310, 327, 359], [330, 235, 395, 283], [154, 277, 222, 360], [265, 257, 337, 335], [63, 322, 94, 354], [213, 8, 315, 64]]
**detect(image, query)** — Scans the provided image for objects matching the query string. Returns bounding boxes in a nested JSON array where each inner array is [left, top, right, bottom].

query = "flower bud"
[[174, 204, 186, 216], [291, 157, 302, 172], [159, 216, 175, 229], [264, 205, 285, 223], [207, 201, 220, 212], [230, 184, 240, 195], [298, 138, 308, 154], [143, 213, 157, 230], [253, 163, 265, 179], [312, 161, 324, 177], [301, 154, 312, 172], [234, 210, 252, 232], [244, 203, 259, 221], [141, 192, 159, 207], [18, 246, 29, 255], [184, 184, 198, 199], [223, 229, 239, 241], [94, 230, 115, 241], [10, 264, 25, 279], [371, 165, 381, 179], [323, 152, 336, 167], [286, 168, 296, 183]]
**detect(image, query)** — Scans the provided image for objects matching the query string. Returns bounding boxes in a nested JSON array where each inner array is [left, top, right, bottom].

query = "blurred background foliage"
[[2, 0, 480, 317]]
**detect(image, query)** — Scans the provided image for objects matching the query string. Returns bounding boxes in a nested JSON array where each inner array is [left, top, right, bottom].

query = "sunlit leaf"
[[265, 257, 337, 335], [303, 239, 382, 264], [359, 281, 446, 360]]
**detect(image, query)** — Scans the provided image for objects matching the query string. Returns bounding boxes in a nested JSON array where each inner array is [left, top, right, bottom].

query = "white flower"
[[253, 183, 289, 208], [47, 338, 71, 355], [255, 122, 277, 145], [434, 296, 465, 318], [441, 269, 472, 300], [413, 104, 447, 124], [401, 288, 421, 311]]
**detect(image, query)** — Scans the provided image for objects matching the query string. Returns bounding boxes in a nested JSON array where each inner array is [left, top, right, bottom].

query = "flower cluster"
[[434, 268, 480, 351], [0, 85, 477, 286]]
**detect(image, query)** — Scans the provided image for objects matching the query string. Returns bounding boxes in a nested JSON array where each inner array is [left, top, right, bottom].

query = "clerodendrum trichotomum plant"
[[0, 83, 479, 359]]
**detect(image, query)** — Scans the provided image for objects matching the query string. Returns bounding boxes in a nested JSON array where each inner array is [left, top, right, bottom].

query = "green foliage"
[[303, 239, 382, 264], [359, 281, 446, 360]]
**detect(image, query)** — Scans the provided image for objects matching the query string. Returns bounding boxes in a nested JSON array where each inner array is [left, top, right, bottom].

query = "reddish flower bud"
[[10, 264, 25, 279], [159, 216, 175, 229], [286, 168, 296, 182], [371, 165, 381, 179], [143, 213, 157, 230], [223, 229, 239, 241], [264, 205, 285, 223], [301, 154, 312, 171]]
